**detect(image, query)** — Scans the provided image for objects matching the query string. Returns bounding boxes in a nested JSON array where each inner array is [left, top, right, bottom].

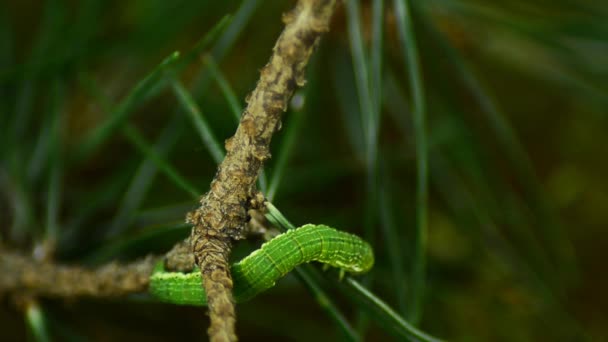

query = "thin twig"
[[0, 240, 202, 300], [0, 251, 158, 298], [183, 1, 337, 340]]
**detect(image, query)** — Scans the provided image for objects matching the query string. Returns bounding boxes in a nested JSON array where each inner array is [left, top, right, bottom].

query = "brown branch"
[[0, 251, 158, 299], [184, 0, 337, 341], [0, 241, 199, 301]]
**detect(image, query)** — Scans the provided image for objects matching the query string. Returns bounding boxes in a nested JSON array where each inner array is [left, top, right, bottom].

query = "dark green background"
[[1, 0, 606, 341]]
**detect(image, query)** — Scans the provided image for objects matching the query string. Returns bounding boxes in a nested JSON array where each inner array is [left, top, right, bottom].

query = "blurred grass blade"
[[416, 4, 575, 279], [25, 302, 51, 342], [332, 52, 364, 161], [369, 0, 412, 320], [122, 123, 200, 200], [85, 222, 191, 264], [204, 55, 242, 122], [393, 0, 429, 324], [27, 81, 65, 183], [211, 0, 260, 59], [108, 115, 186, 238], [265, 202, 442, 342], [430, 153, 589, 340], [11, 81, 36, 144], [45, 79, 65, 241], [341, 278, 443, 342], [78, 72, 199, 233], [345, 0, 375, 149], [378, 165, 408, 316], [173, 16, 232, 72], [8, 0, 64, 138], [58, 175, 130, 253], [265, 202, 296, 230], [0, 0, 101, 83], [192, 0, 261, 93], [170, 77, 224, 164], [35, 306, 86, 342], [344, 8, 381, 315], [71, 12, 231, 159], [294, 265, 361, 342], [133, 202, 194, 227], [76, 52, 180, 160], [27, 113, 54, 183], [3, 159, 36, 243], [370, 0, 384, 128], [386, 66, 581, 338], [267, 93, 305, 202], [264, 202, 360, 341]]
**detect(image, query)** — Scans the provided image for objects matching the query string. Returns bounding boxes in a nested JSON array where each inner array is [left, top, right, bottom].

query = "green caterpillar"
[[149, 224, 374, 305]]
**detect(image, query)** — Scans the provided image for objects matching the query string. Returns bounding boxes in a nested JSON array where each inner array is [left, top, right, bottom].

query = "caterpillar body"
[[149, 224, 374, 305]]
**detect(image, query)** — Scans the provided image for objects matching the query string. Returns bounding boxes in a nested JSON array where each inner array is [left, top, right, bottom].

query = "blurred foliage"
[[1, 0, 607, 341]]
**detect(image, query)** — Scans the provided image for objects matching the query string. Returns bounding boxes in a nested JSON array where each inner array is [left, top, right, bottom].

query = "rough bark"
[[184, 1, 337, 341], [0, 251, 158, 298]]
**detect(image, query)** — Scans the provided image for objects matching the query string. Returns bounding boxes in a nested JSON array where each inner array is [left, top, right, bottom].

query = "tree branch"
[[184, 0, 337, 341], [0, 251, 158, 299]]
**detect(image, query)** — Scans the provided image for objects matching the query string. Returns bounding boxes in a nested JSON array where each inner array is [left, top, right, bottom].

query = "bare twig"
[[0, 251, 158, 298], [183, 0, 337, 340], [0, 238, 204, 301]]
